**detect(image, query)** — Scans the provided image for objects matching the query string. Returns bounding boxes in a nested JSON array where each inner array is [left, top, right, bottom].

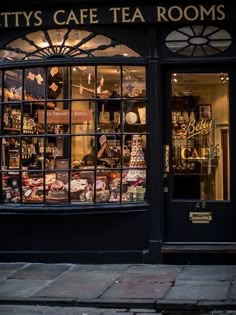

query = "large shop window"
[[0, 65, 147, 205]]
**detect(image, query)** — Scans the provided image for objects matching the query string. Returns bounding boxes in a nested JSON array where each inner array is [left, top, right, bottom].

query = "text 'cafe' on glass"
[[0, 0, 236, 264]]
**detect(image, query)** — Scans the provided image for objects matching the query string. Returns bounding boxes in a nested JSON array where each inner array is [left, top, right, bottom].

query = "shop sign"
[[181, 146, 219, 160], [181, 119, 213, 140], [0, 4, 227, 28], [37, 109, 92, 124]]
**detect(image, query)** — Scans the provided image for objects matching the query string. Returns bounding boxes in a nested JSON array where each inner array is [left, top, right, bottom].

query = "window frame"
[[0, 60, 149, 212]]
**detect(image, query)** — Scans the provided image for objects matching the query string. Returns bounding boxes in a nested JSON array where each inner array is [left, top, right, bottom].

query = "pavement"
[[0, 263, 236, 314]]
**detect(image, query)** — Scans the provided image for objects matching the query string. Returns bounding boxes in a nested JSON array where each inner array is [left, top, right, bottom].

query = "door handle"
[[163, 145, 170, 173]]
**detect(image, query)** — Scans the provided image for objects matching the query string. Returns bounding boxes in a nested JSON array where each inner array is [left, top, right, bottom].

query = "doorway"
[[164, 72, 232, 242]]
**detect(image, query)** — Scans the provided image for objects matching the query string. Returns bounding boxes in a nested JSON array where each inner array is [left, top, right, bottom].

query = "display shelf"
[[3, 127, 21, 132]]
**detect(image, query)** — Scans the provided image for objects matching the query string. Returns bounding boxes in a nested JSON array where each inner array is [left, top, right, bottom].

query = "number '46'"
[[195, 202, 206, 209]]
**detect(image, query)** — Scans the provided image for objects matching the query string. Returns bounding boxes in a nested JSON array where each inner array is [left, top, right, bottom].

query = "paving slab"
[[118, 273, 174, 284], [101, 281, 172, 299], [119, 272, 179, 283], [164, 280, 230, 300], [126, 265, 182, 280], [0, 279, 49, 298], [8, 263, 73, 280], [0, 263, 236, 312], [0, 263, 27, 279], [33, 267, 122, 299], [177, 265, 236, 281]]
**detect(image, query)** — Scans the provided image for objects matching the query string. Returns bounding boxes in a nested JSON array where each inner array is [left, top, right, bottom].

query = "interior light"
[[78, 66, 87, 71], [56, 31, 62, 43], [172, 74, 178, 83], [219, 73, 229, 84]]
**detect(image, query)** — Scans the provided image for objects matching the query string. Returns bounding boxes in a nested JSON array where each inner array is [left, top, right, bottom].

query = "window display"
[[0, 65, 147, 205]]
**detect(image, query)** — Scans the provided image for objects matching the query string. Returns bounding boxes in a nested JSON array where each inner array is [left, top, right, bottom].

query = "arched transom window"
[[0, 28, 140, 62]]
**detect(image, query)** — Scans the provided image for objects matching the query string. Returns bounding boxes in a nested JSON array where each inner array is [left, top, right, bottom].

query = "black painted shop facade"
[[0, 0, 236, 264]]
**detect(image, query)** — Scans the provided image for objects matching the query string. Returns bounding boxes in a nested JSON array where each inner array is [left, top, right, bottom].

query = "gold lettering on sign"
[[168, 6, 183, 22], [0, 11, 42, 28], [66, 10, 80, 24], [131, 8, 145, 22], [109, 7, 145, 23], [181, 145, 219, 160], [0, 4, 226, 28], [53, 9, 98, 25], [184, 6, 199, 21], [156, 4, 225, 22], [181, 119, 212, 139], [216, 4, 226, 20], [199, 5, 216, 20], [181, 147, 212, 160], [53, 10, 65, 25]]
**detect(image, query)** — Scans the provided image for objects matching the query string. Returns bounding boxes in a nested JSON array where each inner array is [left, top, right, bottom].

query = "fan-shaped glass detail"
[[0, 28, 140, 62], [165, 25, 232, 57]]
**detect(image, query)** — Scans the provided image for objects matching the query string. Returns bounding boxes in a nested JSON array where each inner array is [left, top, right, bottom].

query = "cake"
[[48, 180, 67, 199]]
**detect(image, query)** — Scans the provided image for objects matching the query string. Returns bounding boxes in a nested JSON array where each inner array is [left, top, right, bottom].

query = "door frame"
[[161, 64, 233, 243]]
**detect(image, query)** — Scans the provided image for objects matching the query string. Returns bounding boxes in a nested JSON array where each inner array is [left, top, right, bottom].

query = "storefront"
[[0, 0, 235, 264]]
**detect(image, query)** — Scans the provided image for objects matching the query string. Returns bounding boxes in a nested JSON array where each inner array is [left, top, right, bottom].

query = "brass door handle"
[[163, 145, 169, 173]]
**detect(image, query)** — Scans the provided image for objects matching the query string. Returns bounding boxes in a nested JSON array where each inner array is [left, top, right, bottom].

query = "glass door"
[[165, 72, 232, 241]]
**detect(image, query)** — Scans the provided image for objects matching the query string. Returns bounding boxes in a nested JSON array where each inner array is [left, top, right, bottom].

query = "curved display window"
[[0, 65, 147, 205], [0, 29, 147, 206]]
